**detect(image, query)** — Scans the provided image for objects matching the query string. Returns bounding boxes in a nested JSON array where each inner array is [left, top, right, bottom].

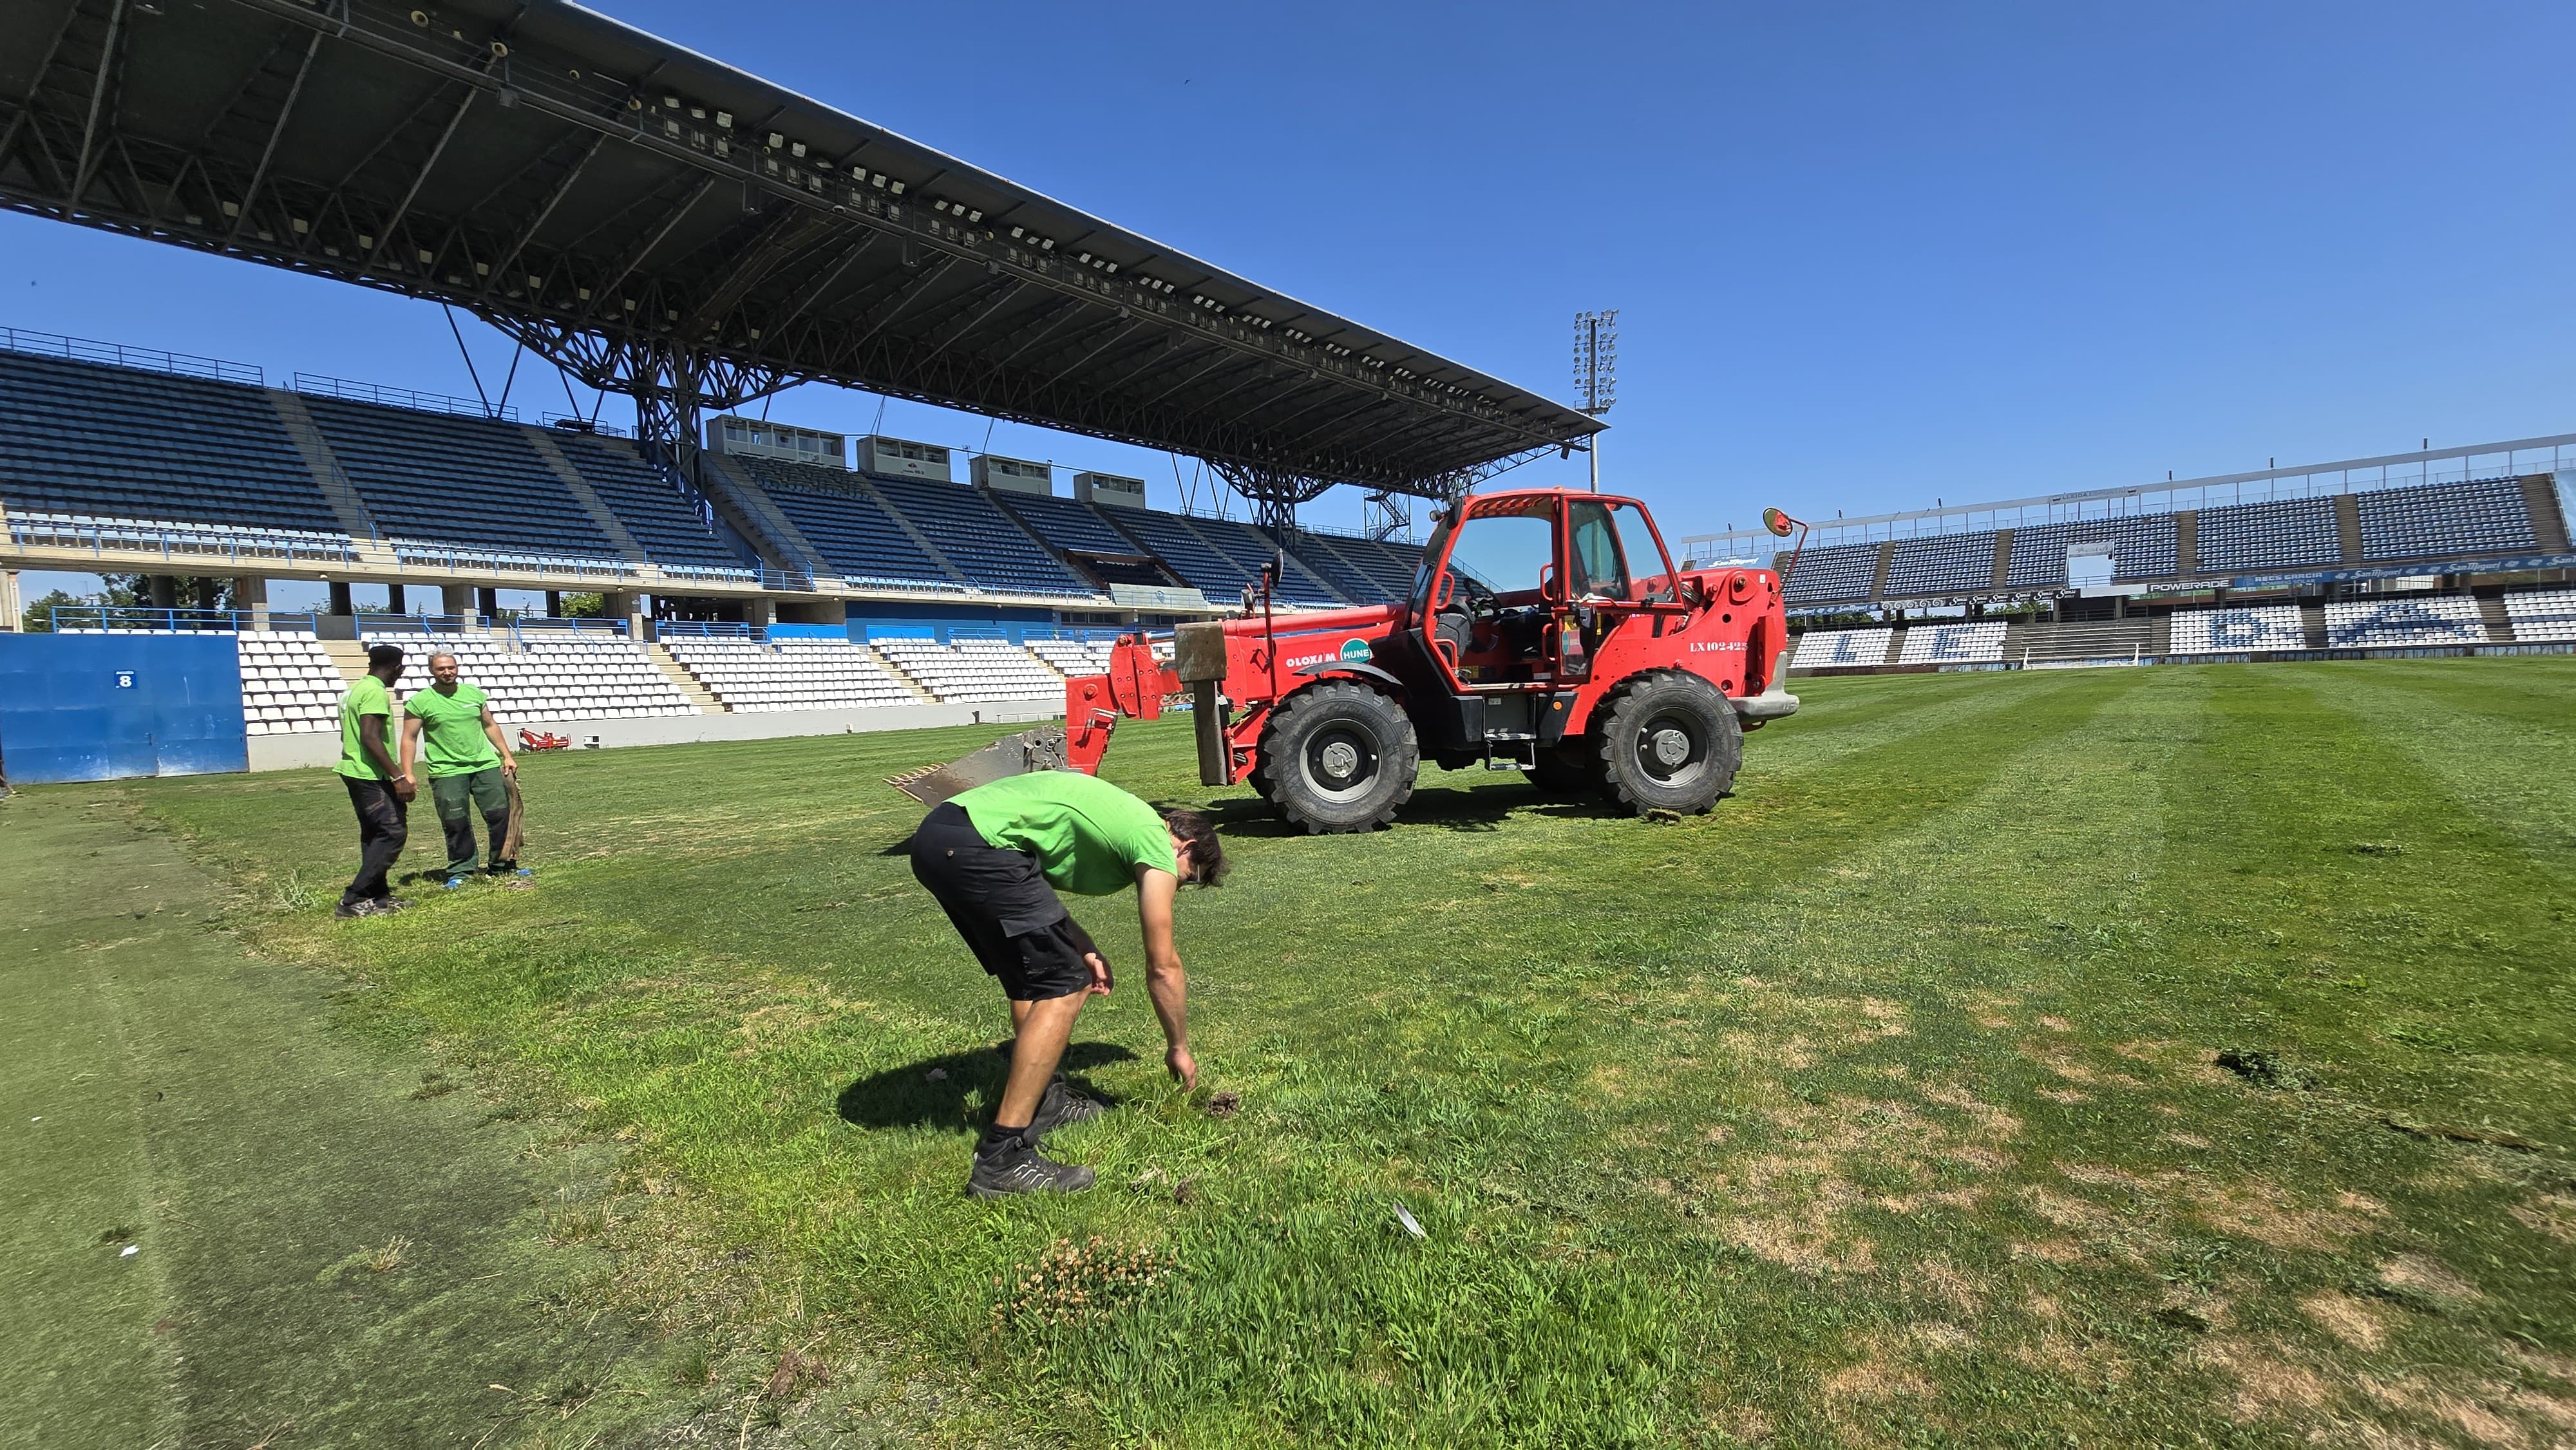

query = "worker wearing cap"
[[400, 650, 518, 883], [907, 771, 1226, 1198], [334, 643, 413, 919]]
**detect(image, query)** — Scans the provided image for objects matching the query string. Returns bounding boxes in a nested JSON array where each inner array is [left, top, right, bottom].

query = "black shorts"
[[908, 802, 1099, 1002]]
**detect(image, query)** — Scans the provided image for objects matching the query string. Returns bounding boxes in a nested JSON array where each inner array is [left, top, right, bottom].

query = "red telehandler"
[[890, 488, 1799, 832]]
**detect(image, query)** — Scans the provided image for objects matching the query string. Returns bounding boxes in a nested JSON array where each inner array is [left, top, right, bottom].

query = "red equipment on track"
[[896, 489, 1799, 832]]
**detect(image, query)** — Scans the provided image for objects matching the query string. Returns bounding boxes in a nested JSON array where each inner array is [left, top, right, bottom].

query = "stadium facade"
[[1674, 442, 2576, 673]]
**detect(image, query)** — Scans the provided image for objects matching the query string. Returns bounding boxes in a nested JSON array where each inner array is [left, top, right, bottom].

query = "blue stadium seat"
[[2192, 497, 2340, 572], [1884, 531, 2000, 596], [991, 491, 1159, 560], [299, 395, 617, 558], [0, 349, 343, 534], [738, 458, 954, 586], [864, 474, 1092, 595], [1182, 516, 1342, 605], [2355, 478, 2535, 561], [544, 435, 747, 571], [1098, 508, 1261, 596], [2005, 516, 2179, 585], [1782, 542, 1880, 604]]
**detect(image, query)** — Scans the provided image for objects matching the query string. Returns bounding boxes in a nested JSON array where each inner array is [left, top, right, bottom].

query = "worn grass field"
[[11, 657, 2573, 1448]]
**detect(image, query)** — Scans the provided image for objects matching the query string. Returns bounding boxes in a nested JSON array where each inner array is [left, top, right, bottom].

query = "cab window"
[[1609, 500, 1672, 600], [1567, 501, 1629, 601], [1442, 513, 1556, 604]]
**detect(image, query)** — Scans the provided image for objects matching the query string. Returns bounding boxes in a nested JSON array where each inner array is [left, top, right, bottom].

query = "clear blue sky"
[[8, 0, 2571, 563]]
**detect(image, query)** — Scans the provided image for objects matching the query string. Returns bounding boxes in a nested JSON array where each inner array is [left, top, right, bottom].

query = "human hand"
[[1166, 1045, 1197, 1091], [501, 758, 518, 778], [393, 775, 417, 802], [1084, 951, 1113, 995]]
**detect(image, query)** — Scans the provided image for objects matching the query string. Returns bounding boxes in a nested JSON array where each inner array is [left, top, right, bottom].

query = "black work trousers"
[[341, 777, 409, 907]]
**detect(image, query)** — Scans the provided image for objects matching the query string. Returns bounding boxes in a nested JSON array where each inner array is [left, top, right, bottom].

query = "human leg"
[[428, 773, 478, 876], [992, 989, 1087, 1130], [339, 778, 408, 908], [460, 767, 512, 871]]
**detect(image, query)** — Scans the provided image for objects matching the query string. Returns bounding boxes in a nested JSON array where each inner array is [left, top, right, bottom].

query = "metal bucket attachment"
[[884, 725, 1070, 806]]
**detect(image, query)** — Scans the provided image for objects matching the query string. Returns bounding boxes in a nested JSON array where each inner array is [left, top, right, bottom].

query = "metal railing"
[[655, 620, 759, 639], [540, 411, 630, 437], [52, 606, 321, 634], [292, 372, 518, 421], [388, 541, 639, 579], [0, 325, 263, 386], [1679, 435, 2576, 562], [511, 616, 629, 641], [9, 515, 360, 565]]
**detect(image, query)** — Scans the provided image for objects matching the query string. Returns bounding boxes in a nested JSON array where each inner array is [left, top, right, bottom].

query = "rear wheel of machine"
[[1526, 743, 1602, 798], [1595, 671, 1742, 816], [1256, 682, 1419, 834]]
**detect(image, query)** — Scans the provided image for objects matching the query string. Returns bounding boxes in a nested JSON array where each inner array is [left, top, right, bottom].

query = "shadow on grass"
[[1198, 783, 1624, 837], [835, 1041, 1138, 1133]]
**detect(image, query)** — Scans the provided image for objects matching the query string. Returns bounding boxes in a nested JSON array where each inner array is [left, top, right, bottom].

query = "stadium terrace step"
[[2476, 593, 2514, 643], [2521, 474, 2573, 553], [643, 642, 726, 711], [526, 430, 654, 567], [693, 453, 832, 579], [267, 390, 386, 546], [864, 644, 941, 702], [2333, 494, 2365, 563], [2007, 617, 2152, 664]]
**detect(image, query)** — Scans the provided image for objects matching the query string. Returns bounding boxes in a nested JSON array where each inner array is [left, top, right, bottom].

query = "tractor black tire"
[[1526, 742, 1604, 798], [1255, 681, 1420, 834], [1594, 670, 1742, 816]]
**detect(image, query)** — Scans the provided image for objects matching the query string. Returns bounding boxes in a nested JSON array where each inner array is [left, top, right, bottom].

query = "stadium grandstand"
[[0, 0, 1560, 779], [1676, 439, 2576, 673]]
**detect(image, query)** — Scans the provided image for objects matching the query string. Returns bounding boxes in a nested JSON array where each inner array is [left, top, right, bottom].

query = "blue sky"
[[9, 0, 2573, 596]]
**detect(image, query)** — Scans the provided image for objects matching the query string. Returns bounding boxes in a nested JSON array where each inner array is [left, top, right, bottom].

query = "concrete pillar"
[[745, 597, 776, 632], [441, 583, 475, 624], [386, 583, 407, 616], [545, 590, 563, 618], [602, 590, 647, 639], [1, 570, 21, 632], [233, 576, 269, 631], [478, 587, 500, 619], [328, 580, 354, 617], [149, 575, 178, 610]]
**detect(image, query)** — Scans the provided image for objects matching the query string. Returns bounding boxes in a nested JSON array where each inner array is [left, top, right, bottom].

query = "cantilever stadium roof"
[[0, 0, 1600, 494]]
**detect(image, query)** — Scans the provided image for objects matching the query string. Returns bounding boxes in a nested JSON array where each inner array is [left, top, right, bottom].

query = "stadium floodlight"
[[1571, 308, 1618, 491]]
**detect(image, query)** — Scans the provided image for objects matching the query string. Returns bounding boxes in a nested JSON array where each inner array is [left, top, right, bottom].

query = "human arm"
[[1135, 867, 1194, 1088], [365, 712, 413, 800], [480, 704, 516, 777]]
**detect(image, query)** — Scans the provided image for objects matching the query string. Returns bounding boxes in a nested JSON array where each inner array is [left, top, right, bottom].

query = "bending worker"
[[908, 771, 1225, 1198], [400, 650, 519, 883], [334, 643, 412, 919]]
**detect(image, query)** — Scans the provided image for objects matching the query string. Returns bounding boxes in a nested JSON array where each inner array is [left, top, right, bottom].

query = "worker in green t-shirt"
[[334, 643, 415, 919], [400, 650, 520, 882], [907, 770, 1229, 1197]]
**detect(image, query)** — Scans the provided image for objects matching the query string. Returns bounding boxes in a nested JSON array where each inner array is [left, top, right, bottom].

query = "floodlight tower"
[[1572, 310, 1618, 491]]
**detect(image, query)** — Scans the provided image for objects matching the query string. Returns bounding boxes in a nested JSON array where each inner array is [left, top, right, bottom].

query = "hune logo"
[[1338, 637, 1373, 664]]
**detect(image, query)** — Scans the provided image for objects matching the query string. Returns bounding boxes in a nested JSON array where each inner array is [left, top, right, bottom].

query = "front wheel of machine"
[[1258, 681, 1420, 833], [1595, 671, 1742, 816]]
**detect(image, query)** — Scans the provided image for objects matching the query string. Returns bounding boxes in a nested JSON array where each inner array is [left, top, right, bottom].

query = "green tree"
[[558, 592, 606, 619], [98, 574, 238, 612], [20, 588, 86, 634]]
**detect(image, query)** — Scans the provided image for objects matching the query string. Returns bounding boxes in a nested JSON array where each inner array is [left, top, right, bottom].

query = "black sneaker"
[[966, 1132, 1095, 1198], [1030, 1077, 1108, 1136], [333, 898, 390, 919]]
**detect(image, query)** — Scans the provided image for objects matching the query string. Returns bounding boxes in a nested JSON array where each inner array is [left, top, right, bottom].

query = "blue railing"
[[655, 620, 758, 639], [510, 616, 629, 643], [0, 325, 263, 386], [11, 515, 359, 565], [52, 606, 321, 634], [294, 372, 518, 422]]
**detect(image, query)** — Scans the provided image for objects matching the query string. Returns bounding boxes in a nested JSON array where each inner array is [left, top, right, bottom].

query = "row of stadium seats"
[[359, 632, 696, 725], [0, 347, 748, 574], [1, 341, 1428, 608], [871, 637, 1066, 703], [238, 630, 350, 734], [1792, 590, 2571, 668], [664, 637, 918, 712], [1786, 480, 2549, 605]]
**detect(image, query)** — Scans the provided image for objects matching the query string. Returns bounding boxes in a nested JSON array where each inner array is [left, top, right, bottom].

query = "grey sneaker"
[[966, 1133, 1095, 1198], [333, 898, 390, 919], [1030, 1077, 1108, 1136]]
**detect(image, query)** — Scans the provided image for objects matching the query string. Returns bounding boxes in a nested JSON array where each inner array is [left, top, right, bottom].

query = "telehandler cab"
[[890, 488, 1799, 833]]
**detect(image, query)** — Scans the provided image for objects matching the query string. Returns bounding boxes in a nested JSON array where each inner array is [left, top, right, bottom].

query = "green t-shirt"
[[404, 681, 500, 778], [334, 675, 401, 781], [956, 771, 1177, 896]]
